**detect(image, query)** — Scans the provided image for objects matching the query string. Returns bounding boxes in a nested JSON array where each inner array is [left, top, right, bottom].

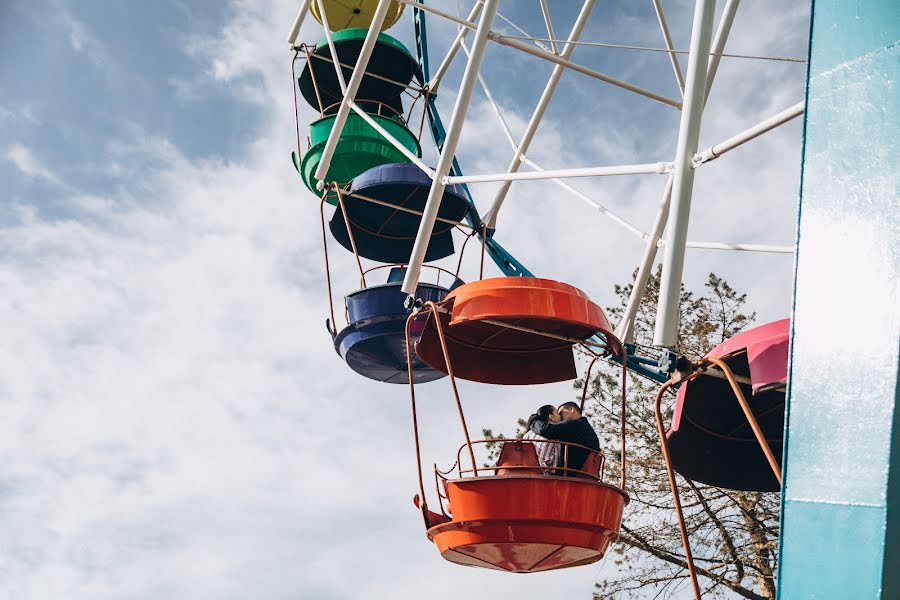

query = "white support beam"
[[286, 0, 314, 47], [464, 42, 519, 150], [521, 157, 647, 240], [653, 0, 716, 348], [651, 0, 685, 93], [318, 0, 348, 94], [400, 0, 500, 296], [489, 34, 683, 110], [494, 8, 552, 53], [704, 0, 740, 105], [445, 162, 672, 185], [481, 0, 596, 229], [538, 0, 559, 54], [693, 101, 805, 165], [312, 0, 391, 185], [348, 102, 436, 178], [615, 176, 674, 343], [395, 0, 475, 30], [427, 1, 484, 92], [679, 241, 794, 253]]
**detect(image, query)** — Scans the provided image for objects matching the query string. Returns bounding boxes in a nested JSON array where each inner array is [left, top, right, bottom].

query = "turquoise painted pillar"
[[777, 1, 899, 598]]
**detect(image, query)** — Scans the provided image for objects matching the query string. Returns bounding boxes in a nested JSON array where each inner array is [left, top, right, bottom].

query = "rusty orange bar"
[[405, 311, 429, 517], [333, 185, 366, 287], [654, 378, 703, 600], [705, 355, 783, 485], [425, 300, 479, 476], [302, 44, 326, 117], [318, 193, 337, 335]]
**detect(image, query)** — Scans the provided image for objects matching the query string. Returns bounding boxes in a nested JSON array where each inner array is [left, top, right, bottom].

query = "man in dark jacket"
[[528, 401, 600, 476]]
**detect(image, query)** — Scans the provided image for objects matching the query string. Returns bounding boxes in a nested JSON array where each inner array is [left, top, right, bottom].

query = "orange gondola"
[[415, 277, 622, 384], [405, 277, 629, 573]]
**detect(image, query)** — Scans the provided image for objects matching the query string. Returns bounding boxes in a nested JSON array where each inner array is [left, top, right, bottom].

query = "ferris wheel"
[[284, 0, 801, 592]]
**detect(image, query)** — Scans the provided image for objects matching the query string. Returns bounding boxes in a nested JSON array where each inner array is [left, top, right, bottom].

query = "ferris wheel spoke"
[[615, 176, 675, 343], [693, 101, 805, 166], [460, 40, 518, 152], [651, 0, 686, 94], [427, 1, 484, 92], [285, 0, 314, 47], [312, 0, 393, 184], [537, 0, 559, 54], [654, 0, 716, 348], [446, 162, 671, 185], [493, 5, 553, 53], [522, 157, 649, 239], [679, 241, 794, 253], [482, 0, 596, 229], [316, 0, 349, 94], [396, 0, 476, 30], [348, 101, 437, 176], [703, 0, 741, 106], [490, 34, 684, 110]]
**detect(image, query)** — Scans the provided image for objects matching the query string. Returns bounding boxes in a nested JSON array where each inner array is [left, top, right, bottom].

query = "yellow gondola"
[[310, 0, 405, 32]]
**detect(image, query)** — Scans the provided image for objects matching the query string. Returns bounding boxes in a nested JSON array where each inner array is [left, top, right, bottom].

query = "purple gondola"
[[330, 163, 470, 264]]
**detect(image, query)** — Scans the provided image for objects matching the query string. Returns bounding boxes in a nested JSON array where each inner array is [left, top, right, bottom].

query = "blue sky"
[[1, 1, 809, 598]]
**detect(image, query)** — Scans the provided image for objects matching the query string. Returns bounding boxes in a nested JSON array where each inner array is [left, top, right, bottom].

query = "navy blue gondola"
[[334, 277, 451, 384], [330, 163, 470, 264]]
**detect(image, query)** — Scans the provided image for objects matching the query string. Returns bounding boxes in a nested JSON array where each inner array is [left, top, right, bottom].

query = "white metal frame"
[[653, 0, 716, 347], [285, 0, 806, 348]]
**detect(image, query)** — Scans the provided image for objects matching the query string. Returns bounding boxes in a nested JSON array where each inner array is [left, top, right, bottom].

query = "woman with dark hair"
[[523, 404, 560, 472]]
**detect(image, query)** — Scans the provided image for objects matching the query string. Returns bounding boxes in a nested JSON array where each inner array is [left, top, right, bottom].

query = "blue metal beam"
[[777, 1, 900, 597]]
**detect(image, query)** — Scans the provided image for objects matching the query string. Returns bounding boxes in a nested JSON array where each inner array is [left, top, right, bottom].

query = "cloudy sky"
[[1, 1, 809, 598]]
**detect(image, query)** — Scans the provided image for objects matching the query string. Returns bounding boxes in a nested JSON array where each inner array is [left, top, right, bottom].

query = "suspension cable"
[[497, 35, 807, 63]]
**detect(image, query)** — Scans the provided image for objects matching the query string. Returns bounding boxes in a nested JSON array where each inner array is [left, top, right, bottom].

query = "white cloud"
[[0, 105, 42, 126], [47, 0, 141, 89], [5, 144, 65, 187]]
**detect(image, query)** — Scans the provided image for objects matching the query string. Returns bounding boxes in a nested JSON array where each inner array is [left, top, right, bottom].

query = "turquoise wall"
[[778, 1, 899, 598]]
